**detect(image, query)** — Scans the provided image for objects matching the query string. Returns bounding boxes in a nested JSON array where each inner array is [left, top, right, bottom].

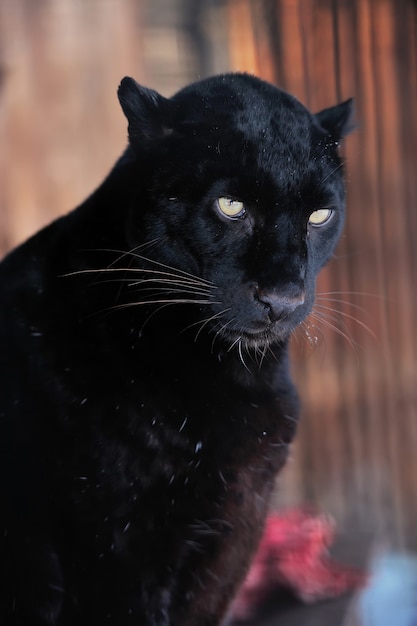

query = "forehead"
[[174, 75, 314, 134], [174, 76, 323, 158], [171, 75, 338, 197]]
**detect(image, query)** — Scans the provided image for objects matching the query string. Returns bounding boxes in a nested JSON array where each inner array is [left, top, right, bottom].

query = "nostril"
[[256, 288, 305, 322]]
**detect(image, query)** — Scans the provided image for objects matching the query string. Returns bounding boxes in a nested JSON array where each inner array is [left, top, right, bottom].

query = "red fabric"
[[231, 509, 366, 620]]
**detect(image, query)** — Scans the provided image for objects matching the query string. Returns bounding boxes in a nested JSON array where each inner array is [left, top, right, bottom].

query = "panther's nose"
[[256, 288, 305, 322]]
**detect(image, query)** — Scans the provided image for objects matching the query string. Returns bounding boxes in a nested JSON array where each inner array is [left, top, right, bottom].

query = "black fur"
[[0, 73, 353, 625]]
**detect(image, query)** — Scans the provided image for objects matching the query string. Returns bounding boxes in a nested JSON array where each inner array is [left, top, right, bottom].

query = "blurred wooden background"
[[0, 0, 416, 548]]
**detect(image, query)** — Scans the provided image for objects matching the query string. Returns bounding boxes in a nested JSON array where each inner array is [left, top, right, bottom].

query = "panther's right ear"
[[118, 77, 174, 145]]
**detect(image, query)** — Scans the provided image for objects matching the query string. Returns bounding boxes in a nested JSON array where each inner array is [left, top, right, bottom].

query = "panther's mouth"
[[215, 319, 297, 352]]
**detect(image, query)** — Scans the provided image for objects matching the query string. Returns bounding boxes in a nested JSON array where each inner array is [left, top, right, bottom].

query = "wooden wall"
[[228, 0, 417, 546], [1, 0, 416, 546], [0, 0, 230, 253]]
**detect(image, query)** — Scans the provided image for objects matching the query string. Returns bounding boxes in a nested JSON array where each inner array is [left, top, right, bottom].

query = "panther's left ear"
[[118, 76, 174, 146], [315, 98, 355, 140]]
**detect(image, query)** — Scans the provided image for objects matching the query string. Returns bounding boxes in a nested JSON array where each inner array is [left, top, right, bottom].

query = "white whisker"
[[227, 336, 241, 353], [62, 241, 222, 326], [139, 303, 173, 335], [309, 310, 359, 352], [184, 309, 232, 343], [238, 339, 251, 372], [318, 161, 344, 186], [128, 277, 214, 291], [210, 319, 235, 354], [313, 302, 376, 337], [64, 267, 215, 291], [130, 286, 214, 300], [108, 298, 218, 311], [315, 296, 369, 314], [118, 249, 215, 288], [258, 343, 269, 368], [318, 290, 382, 299]]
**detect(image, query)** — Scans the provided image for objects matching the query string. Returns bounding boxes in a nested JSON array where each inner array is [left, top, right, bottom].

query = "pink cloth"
[[232, 509, 366, 620]]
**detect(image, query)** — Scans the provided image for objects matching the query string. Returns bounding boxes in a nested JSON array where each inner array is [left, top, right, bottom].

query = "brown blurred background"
[[0, 0, 416, 551]]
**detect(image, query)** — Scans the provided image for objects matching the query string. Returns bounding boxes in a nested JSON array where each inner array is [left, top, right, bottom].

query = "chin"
[[216, 323, 294, 353], [214, 306, 312, 352]]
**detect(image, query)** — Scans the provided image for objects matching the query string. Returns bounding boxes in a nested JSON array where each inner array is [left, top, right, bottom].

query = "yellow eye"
[[217, 197, 246, 219], [309, 208, 333, 225]]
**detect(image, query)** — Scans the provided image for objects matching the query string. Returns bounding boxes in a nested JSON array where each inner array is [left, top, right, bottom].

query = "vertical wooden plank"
[[227, 0, 260, 74], [338, 0, 387, 527], [0, 0, 146, 256], [272, 0, 310, 101], [225, 0, 417, 544]]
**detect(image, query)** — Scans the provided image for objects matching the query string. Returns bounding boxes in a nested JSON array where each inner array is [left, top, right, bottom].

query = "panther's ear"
[[315, 98, 355, 140], [118, 77, 173, 145]]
